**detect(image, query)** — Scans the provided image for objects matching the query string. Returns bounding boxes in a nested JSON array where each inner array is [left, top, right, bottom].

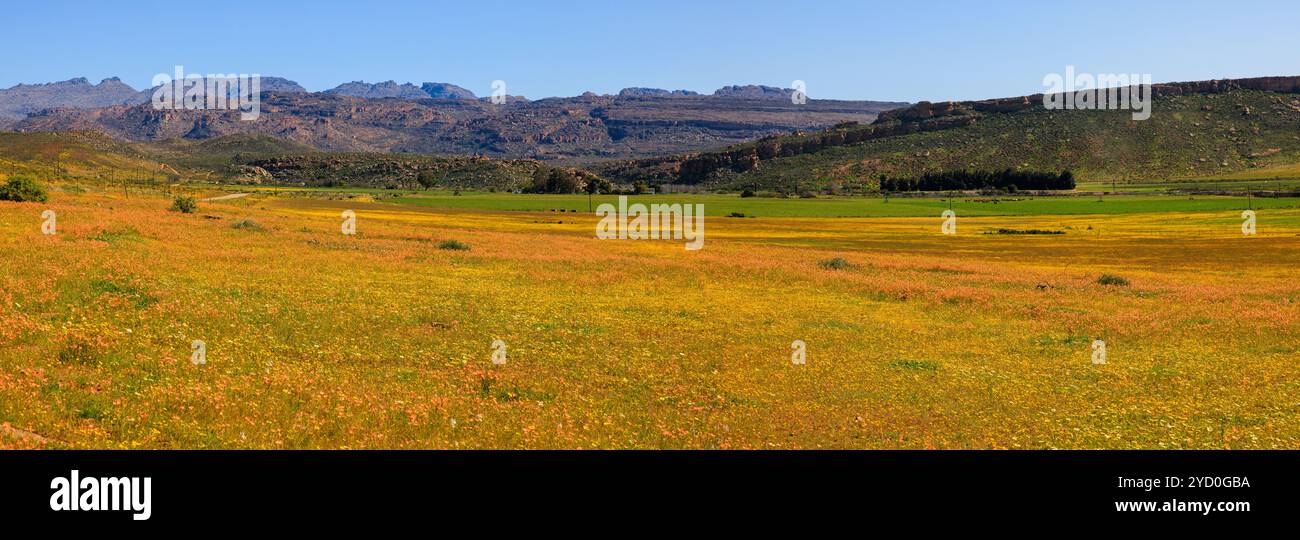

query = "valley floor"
[[1, 188, 1298, 448]]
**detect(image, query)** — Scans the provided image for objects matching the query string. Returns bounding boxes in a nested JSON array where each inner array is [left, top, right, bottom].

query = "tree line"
[[879, 169, 1075, 192]]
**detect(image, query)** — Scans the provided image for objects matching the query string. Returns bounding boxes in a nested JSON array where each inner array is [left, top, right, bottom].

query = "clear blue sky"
[[5, 0, 1299, 102]]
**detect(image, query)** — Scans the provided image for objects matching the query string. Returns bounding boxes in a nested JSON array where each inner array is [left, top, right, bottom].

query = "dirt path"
[[1, 423, 53, 444]]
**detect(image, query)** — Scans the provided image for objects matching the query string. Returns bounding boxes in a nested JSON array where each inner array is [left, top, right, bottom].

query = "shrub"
[[818, 257, 854, 270], [728, 212, 747, 218], [416, 170, 438, 189], [0, 175, 48, 202], [170, 195, 198, 213], [740, 189, 756, 198], [1097, 274, 1130, 286], [231, 219, 263, 230], [438, 239, 470, 251]]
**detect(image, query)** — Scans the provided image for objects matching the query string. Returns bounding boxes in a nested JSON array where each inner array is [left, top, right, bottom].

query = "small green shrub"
[[1097, 274, 1130, 286], [740, 189, 756, 198], [170, 195, 198, 213], [0, 175, 48, 202], [231, 218, 263, 230], [438, 239, 470, 251], [818, 257, 854, 270]]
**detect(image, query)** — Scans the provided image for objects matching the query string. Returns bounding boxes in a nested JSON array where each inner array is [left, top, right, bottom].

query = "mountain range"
[[0, 76, 907, 163]]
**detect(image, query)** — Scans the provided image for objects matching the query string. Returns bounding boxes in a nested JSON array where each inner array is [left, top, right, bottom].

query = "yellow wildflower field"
[[1, 188, 1298, 449]]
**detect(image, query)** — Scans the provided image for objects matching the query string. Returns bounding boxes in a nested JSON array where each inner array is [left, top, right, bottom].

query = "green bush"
[[416, 170, 438, 189], [231, 218, 263, 230], [1097, 274, 1130, 286], [818, 257, 854, 270], [0, 175, 48, 203], [170, 195, 198, 213], [438, 239, 470, 251]]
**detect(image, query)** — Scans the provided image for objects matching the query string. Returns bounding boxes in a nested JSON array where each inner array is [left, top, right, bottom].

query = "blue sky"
[[5, 0, 1299, 102]]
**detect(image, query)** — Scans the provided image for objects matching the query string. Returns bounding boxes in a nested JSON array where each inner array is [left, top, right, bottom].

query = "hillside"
[[596, 76, 1300, 191], [0, 131, 583, 191]]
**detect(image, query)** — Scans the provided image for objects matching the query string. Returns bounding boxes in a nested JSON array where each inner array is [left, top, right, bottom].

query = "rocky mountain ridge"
[[4, 77, 907, 163]]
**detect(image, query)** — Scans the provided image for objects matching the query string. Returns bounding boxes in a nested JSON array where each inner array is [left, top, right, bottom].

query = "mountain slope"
[[0, 78, 144, 119], [0, 131, 584, 190], [596, 76, 1300, 189]]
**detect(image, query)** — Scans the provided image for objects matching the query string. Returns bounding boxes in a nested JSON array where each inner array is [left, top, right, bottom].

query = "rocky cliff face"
[[420, 82, 478, 100], [712, 85, 798, 99], [618, 87, 701, 97], [0, 76, 308, 120], [324, 80, 430, 99]]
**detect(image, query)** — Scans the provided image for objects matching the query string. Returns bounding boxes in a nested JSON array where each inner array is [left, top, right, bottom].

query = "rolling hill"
[[596, 76, 1300, 191], [0, 131, 584, 191]]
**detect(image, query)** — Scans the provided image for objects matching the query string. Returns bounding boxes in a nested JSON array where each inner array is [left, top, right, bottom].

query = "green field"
[[377, 191, 1300, 219]]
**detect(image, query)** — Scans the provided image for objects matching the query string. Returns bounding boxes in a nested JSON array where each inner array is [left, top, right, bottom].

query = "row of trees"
[[879, 169, 1075, 192], [525, 168, 613, 194]]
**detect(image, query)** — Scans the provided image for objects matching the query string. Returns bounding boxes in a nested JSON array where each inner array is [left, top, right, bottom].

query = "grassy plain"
[[382, 190, 1300, 218], [2, 186, 1298, 449]]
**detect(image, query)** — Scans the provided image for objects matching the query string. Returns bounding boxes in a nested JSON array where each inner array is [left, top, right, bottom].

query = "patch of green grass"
[[384, 191, 1300, 218], [1034, 335, 1089, 346], [890, 359, 940, 371], [437, 239, 470, 251], [90, 278, 156, 308], [75, 400, 107, 420], [58, 340, 102, 366], [89, 227, 140, 243]]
